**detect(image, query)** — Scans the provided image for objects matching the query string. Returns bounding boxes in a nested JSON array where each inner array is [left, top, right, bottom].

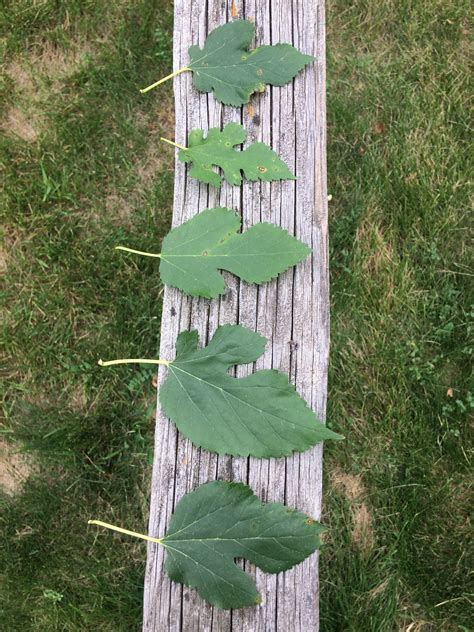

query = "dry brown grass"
[[0, 438, 34, 495], [331, 467, 376, 556], [2, 40, 92, 142]]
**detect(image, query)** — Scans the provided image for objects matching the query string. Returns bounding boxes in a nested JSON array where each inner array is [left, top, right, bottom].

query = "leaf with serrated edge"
[[160, 324, 343, 457], [179, 122, 295, 187], [162, 481, 325, 609], [188, 20, 313, 106], [159, 207, 311, 298]]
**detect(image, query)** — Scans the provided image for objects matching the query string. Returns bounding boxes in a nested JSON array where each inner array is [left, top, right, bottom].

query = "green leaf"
[[160, 324, 343, 457], [163, 480, 325, 609], [188, 20, 313, 106], [177, 122, 295, 187], [159, 207, 311, 298]]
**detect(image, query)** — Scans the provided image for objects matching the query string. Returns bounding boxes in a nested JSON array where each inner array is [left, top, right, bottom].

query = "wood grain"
[[143, 1, 328, 630]]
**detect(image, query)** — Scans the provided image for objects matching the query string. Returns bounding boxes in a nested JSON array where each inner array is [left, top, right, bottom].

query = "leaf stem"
[[98, 358, 170, 367], [115, 246, 161, 258], [160, 137, 188, 151], [140, 66, 190, 94], [88, 520, 162, 544]]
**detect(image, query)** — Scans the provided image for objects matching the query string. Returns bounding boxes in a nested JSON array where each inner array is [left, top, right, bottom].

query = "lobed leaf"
[[162, 480, 325, 609], [159, 324, 343, 457], [179, 122, 295, 187], [188, 20, 313, 105], [159, 207, 311, 298]]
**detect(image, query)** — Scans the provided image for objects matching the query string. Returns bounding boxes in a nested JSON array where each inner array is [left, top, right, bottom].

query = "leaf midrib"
[[192, 53, 296, 73], [162, 252, 304, 258], [170, 363, 316, 433]]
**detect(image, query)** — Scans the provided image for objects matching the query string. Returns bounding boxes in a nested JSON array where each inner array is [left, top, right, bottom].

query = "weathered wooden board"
[[143, 1, 329, 630]]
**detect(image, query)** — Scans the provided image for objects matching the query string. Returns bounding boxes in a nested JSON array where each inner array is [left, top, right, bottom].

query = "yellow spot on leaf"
[[256, 68, 263, 76], [305, 518, 314, 525], [258, 166, 267, 173]]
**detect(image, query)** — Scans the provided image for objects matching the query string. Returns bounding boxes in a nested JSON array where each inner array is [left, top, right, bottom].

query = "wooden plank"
[[143, 1, 329, 630]]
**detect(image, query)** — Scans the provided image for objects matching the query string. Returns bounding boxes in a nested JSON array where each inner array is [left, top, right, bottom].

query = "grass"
[[1, 1, 471, 630]]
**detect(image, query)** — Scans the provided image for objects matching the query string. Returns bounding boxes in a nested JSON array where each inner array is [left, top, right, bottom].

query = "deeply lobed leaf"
[[179, 122, 295, 187]]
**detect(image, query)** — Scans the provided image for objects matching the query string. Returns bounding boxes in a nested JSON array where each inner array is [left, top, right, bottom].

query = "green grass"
[[1, 1, 471, 630], [322, 2, 472, 630], [1, 1, 174, 629]]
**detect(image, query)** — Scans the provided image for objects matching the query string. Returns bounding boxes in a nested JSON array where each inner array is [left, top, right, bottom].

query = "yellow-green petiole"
[[140, 66, 190, 94], [115, 245, 161, 258], [160, 137, 187, 151], [88, 520, 162, 545], [98, 358, 170, 367]]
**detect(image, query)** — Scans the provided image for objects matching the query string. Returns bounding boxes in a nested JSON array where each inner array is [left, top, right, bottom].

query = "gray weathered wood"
[[143, 1, 329, 629]]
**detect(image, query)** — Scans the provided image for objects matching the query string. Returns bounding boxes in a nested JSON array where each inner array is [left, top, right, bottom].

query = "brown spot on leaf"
[[258, 166, 267, 173], [202, 250, 208, 256], [304, 518, 314, 525]]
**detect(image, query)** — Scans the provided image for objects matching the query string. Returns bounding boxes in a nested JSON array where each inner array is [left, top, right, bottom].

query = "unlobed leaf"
[[162, 480, 325, 609], [159, 207, 311, 298], [179, 122, 295, 187], [159, 324, 343, 457], [188, 20, 313, 105]]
